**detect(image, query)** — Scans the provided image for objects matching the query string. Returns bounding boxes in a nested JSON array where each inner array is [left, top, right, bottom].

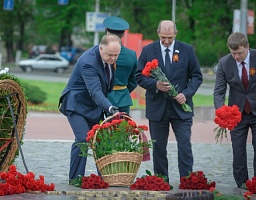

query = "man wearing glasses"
[[214, 32, 256, 188]]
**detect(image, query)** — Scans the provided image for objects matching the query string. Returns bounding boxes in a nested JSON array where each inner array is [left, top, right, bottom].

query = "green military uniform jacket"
[[107, 45, 137, 108]]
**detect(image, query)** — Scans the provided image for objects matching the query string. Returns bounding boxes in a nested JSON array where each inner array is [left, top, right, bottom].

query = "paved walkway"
[[4, 110, 254, 199]]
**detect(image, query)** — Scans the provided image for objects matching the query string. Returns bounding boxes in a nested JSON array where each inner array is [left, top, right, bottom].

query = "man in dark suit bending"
[[59, 34, 120, 181], [135, 20, 202, 181]]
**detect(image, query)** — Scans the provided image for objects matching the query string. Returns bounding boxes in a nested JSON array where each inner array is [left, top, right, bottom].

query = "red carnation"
[[214, 105, 242, 143]]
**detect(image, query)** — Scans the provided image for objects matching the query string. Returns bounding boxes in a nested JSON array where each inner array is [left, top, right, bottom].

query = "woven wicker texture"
[[96, 152, 142, 186], [93, 113, 143, 186], [0, 79, 27, 172]]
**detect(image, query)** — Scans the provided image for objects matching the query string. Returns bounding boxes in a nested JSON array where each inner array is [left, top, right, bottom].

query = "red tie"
[[241, 61, 251, 114]]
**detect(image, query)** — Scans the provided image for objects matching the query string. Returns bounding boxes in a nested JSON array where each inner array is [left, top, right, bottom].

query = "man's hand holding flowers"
[[147, 58, 192, 112], [156, 81, 187, 105], [156, 81, 171, 92]]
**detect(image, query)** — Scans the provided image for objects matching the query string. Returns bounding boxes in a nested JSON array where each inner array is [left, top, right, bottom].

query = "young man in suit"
[[135, 20, 202, 181], [214, 32, 256, 188], [58, 34, 120, 181], [103, 16, 137, 114]]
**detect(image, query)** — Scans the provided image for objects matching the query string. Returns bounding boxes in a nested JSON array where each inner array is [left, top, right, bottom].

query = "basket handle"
[[100, 112, 135, 126]]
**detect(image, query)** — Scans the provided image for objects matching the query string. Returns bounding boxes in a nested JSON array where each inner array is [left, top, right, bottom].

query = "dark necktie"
[[241, 61, 251, 114], [104, 63, 110, 83], [165, 48, 171, 69]]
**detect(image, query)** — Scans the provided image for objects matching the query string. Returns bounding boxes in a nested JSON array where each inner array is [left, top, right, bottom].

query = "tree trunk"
[[17, 23, 25, 51], [5, 28, 14, 62]]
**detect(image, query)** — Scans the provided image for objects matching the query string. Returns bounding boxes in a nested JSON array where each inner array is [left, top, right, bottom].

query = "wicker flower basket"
[[92, 113, 143, 186]]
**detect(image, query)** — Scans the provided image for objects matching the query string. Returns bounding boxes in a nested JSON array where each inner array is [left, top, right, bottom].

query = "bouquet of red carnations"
[[214, 105, 242, 143], [142, 59, 192, 112], [179, 171, 216, 190]]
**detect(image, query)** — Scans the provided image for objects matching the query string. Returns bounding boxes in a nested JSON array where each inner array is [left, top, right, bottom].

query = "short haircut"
[[100, 34, 121, 46], [157, 20, 177, 34], [227, 32, 248, 50]]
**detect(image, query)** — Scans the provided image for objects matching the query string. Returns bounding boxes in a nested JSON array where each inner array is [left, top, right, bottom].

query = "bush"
[[22, 83, 47, 104]]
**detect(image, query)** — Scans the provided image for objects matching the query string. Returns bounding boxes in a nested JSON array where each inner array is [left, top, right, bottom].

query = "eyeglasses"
[[230, 48, 247, 56]]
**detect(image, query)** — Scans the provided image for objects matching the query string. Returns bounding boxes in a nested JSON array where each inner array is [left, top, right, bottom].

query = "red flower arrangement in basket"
[[214, 105, 242, 143], [0, 165, 55, 196], [179, 171, 216, 190], [77, 113, 154, 187], [81, 113, 152, 160]]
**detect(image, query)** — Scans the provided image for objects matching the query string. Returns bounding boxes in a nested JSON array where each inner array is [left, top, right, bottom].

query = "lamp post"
[[240, 0, 247, 36], [93, 0, 100, 45], [172, 0, 176, 22]]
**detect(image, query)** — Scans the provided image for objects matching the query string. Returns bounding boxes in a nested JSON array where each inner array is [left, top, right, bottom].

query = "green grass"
[[20, 79, 215, 112], [20, 79, 66, 112], [193, 94, 214, 106]]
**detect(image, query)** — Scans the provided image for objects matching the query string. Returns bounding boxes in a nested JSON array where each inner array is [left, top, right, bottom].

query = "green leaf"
[[146, 169, 152, 176]]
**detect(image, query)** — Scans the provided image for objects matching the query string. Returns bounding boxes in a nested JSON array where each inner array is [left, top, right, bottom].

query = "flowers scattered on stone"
[[246, 176, 256, 194], [244, 191, 253, 200], [0, 165, 55, 196], [179, 171, 216, 190], [130, 170, 172, 191], [70, 174, 109, 189]]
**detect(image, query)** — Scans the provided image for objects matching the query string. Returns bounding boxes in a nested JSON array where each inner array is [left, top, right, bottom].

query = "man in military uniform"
[[103, 16, 137, 114]]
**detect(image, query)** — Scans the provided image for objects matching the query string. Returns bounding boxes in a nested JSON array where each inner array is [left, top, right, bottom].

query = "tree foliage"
[[0, 0, 255, 66]]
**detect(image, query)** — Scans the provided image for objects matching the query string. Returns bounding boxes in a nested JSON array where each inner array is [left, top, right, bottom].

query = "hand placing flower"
[[142, 59, 192, 112], [214, 105, 242, 143]]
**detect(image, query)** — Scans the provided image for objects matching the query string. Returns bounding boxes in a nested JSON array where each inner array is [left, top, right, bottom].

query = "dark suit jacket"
[[214, 48, 256, 115], [59, 45, 114, 123], [135, 40, 202, 121]]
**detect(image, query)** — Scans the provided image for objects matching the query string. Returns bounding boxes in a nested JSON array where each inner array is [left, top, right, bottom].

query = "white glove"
[[109, 106, 119, 114]]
